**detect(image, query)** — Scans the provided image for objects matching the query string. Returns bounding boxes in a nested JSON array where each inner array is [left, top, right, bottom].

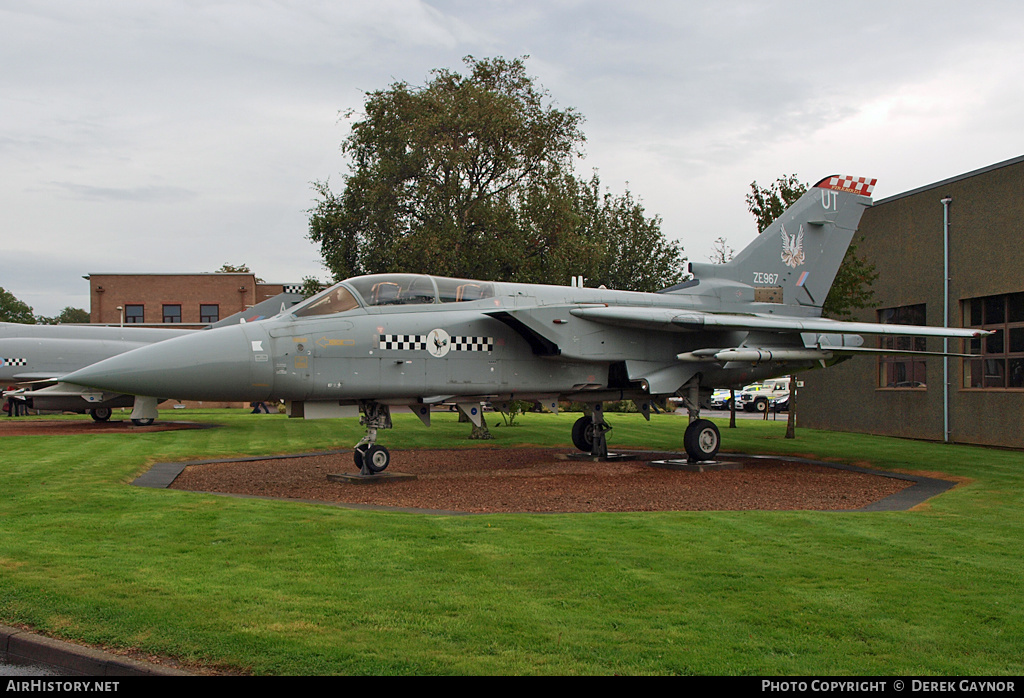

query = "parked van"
[[739, 377, 790, 412]]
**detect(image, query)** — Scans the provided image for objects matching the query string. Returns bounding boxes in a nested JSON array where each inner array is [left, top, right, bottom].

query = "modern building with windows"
[[799, 155, 1024, 448]]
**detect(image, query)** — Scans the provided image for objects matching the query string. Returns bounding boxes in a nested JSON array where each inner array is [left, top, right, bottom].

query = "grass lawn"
[[0, 408, 1021, 675]]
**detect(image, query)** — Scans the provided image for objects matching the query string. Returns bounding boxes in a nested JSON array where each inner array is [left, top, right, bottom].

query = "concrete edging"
[[0, 625, 190, 676]]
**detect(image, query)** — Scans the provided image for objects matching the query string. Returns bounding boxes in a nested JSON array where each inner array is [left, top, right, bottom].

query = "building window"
[[124, 305, 144, 323], [200, 304, 219, 323], [878, 304, 927, 388], [964, 292, 1024, 389], [163, 304, 182, 323]]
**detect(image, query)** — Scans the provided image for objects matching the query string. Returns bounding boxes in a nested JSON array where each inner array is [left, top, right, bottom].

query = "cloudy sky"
[[3, 1, 1023, 316]]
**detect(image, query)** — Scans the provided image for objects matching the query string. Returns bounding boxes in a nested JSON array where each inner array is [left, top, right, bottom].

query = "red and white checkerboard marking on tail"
[[817, 175, 877, 196]]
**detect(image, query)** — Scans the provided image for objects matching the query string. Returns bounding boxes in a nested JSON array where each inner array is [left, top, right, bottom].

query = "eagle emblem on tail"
[[780, 224, 805, 268]]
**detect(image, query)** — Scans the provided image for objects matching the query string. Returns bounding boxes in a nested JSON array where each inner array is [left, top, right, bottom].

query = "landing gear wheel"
[[131, 418, 154, 426], [90, 407, 112, 422], [571, 415, 594, 452], [684, 418, 720, 462], [364, 445, 390, 474], [353, 444, 368, 469]]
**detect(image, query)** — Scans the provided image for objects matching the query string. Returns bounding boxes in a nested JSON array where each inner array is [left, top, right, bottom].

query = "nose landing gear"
[[353, 401, 392, 475]]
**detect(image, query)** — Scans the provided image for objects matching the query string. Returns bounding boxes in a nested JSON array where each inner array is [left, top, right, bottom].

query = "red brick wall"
[[88, 274, 258, 326]]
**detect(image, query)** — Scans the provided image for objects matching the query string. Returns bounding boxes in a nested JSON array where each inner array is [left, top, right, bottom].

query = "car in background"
[[739, 378, 790, 413], [768, 392, 790, 412], [709, 388, 735, 410]]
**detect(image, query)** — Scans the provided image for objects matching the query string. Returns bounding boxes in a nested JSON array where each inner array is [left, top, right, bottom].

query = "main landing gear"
[[683, 418, 720, 462], [571, 402, 613, 458], [677, 384, 720, 463], [567, 393, 720, 464], [353, 401, 392, 475], [89, 407, 112, 422]]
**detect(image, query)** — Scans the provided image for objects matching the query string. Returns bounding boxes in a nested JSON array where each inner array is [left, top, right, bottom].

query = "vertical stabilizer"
[[684, 176, 875, 314]]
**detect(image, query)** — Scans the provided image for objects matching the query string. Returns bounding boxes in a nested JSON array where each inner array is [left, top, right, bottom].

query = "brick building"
[[82, 272, 303, 411], [86, 273, 300, 329], [799, 155, 1024, 448]]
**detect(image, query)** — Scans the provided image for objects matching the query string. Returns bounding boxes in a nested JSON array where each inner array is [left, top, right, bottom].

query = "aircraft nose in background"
[[62, 323, 273, 401]]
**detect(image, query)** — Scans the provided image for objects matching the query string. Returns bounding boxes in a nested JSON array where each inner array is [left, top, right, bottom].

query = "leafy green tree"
[[36, 307, 90, 325], [309, 56, 686, 291], [0, 287, 36, 324], [745, 174, 808, 234], [299, 276, 326, 299], [747, 175, 878, 320], [509, 169, 685, 291]]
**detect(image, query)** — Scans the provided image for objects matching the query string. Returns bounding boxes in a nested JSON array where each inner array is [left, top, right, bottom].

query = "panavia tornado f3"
[[63, 176, 986, 471]]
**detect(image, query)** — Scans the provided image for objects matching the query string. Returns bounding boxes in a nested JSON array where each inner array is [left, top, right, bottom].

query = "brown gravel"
[[1, 420, 914, 513], [168, 448, 912, 513]]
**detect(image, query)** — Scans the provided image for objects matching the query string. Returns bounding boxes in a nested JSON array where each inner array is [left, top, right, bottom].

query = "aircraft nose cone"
[[62, 324, 272, 401]]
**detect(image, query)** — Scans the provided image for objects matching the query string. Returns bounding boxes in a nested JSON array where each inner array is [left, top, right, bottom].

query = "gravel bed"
[[169, 447, 912, 513]]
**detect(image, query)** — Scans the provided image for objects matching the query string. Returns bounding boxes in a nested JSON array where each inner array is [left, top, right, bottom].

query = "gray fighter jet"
[[62, 176, 985, 467], [1, 293, 302, 423]]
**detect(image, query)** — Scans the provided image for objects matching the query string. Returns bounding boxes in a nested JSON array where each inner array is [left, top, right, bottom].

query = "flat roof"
[[875, 154, 1024, 205], [85, 272, 254, 277]]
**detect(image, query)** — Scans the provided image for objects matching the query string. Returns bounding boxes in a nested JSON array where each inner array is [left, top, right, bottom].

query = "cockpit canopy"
[[292, 274, 496, 318]]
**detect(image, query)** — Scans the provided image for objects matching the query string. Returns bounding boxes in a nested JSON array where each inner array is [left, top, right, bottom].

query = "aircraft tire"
[[131, 418, 155, 426], [684, 419, 720, 462], [571, 415, 594, 452], [90, 407, 112, 422], [353, 445, 368, 470], [364, 445, 390, 474]]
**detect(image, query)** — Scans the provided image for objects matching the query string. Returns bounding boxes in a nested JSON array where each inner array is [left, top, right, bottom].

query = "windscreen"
[[292, 284, 360, 317]]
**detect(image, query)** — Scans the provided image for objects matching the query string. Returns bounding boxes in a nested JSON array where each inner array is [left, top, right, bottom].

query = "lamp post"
[[940, 196, 952, 443]]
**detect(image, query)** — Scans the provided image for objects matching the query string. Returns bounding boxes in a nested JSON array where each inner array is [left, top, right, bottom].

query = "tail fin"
[[684, 176, 875, 314]]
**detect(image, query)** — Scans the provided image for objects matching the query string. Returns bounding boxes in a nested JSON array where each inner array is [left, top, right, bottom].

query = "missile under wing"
[[63, 176, 986, 469]]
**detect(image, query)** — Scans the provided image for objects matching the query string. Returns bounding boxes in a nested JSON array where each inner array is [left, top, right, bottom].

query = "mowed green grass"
[[0, 409, 1021, 675]]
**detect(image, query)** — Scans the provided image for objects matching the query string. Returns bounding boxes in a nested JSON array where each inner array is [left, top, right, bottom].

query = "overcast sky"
[[3, 1, 1023, 316]]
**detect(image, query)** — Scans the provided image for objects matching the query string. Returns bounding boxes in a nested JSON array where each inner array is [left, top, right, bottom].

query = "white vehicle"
[[739, 378, 790, 413], [709, 388, 735, 410]]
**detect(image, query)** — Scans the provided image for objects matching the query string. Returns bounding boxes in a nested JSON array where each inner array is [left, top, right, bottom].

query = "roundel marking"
[[426, 329, 451, 358]]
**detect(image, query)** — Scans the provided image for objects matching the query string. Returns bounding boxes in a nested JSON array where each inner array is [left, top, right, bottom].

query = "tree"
[[36, 307, 90, 325], [0, 287, 36, 324], [708, 236, 734, 264], [309, 56, 686, 290], [746, 176, 878, 320], [299, 276, 326, 299], [745, 174, 808, 235], [215, 263, 251, 273], [215, 264, 263, 283]]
